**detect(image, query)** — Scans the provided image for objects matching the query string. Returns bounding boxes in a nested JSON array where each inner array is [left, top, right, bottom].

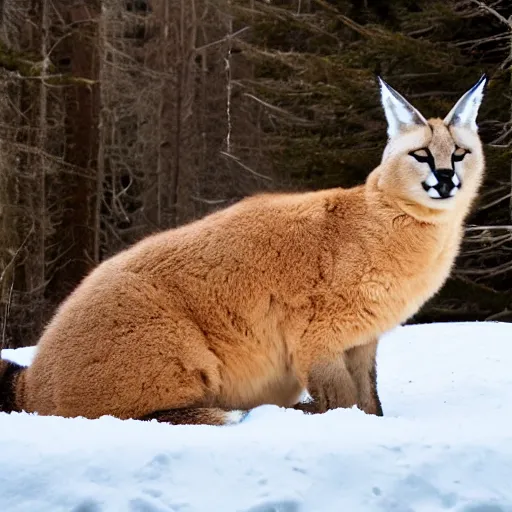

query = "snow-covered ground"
[[1, 321, 512, 512]]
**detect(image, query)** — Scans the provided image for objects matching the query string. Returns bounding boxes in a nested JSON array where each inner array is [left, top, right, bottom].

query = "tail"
[[140, 407, 248, 426], [0, 359, 25, 413]]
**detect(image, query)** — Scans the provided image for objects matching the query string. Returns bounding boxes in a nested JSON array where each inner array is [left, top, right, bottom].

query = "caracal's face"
[[377, 76, 486, 211]]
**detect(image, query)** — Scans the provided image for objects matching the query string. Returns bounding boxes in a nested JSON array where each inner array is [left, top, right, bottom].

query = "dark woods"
[[0, 0, 510, 348]]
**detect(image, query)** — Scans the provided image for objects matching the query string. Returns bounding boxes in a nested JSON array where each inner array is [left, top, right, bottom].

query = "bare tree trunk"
[[171, 64, 182, 228], [156, 0, 170, 228], [225, 0, 233, 155], [509, 20, 512, 223], [169, 0, 187, 229], [95, 3, 106, 264], [35, 0, 49, 328], [0, 0, 51, 346], [49, 1, 101, 302]]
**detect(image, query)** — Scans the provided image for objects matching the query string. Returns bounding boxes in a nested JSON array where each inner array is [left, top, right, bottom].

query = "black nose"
[[436, 181, 452, 198], [435, 168, 454, 179], [432, 168, 458, 199]]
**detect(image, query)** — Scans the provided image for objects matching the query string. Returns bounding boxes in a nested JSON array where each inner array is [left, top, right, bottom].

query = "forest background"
[[0, 0, 510, 349]]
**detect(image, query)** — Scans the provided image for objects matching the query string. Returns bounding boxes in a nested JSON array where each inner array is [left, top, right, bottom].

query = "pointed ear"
[[443, 74, 487, 131], [378, 76, 428, 139]]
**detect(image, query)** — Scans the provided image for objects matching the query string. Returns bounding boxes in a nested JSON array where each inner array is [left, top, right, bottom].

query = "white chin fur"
[[427, 188, 441, 199]]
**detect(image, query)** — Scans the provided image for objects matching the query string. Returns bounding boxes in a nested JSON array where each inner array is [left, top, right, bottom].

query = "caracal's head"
[[375, 75, 487, 212]]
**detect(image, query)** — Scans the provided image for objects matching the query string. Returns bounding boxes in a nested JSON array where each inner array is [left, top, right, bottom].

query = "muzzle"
[[422, 168, 461, 199]]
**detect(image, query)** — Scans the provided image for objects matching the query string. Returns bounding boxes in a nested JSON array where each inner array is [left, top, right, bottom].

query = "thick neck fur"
[[365, 166, 478, 226]]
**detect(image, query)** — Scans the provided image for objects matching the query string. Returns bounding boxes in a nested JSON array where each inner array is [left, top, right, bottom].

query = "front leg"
[[294, 355, 358, 414], [345, 339, 383, 416]]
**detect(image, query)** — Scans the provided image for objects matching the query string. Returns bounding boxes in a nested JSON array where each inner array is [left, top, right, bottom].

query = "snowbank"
[[1, 322, 512, 512]]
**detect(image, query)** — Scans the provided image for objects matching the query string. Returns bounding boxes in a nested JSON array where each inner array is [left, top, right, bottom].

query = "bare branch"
[[469, 0, 512, 29], [220, 151, 273, 181]]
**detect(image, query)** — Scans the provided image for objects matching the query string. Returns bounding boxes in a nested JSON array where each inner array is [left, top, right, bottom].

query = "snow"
[[1, 321, 512, 512], [2, 345, 36, 367]]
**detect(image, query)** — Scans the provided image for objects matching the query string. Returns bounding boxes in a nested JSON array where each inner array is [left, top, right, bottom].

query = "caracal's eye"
[[409, 148, 430, 163], [453, 145, 470, 162]]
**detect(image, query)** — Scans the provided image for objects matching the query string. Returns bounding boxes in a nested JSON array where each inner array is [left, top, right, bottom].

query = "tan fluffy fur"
[[2, 86, 486, 425]]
